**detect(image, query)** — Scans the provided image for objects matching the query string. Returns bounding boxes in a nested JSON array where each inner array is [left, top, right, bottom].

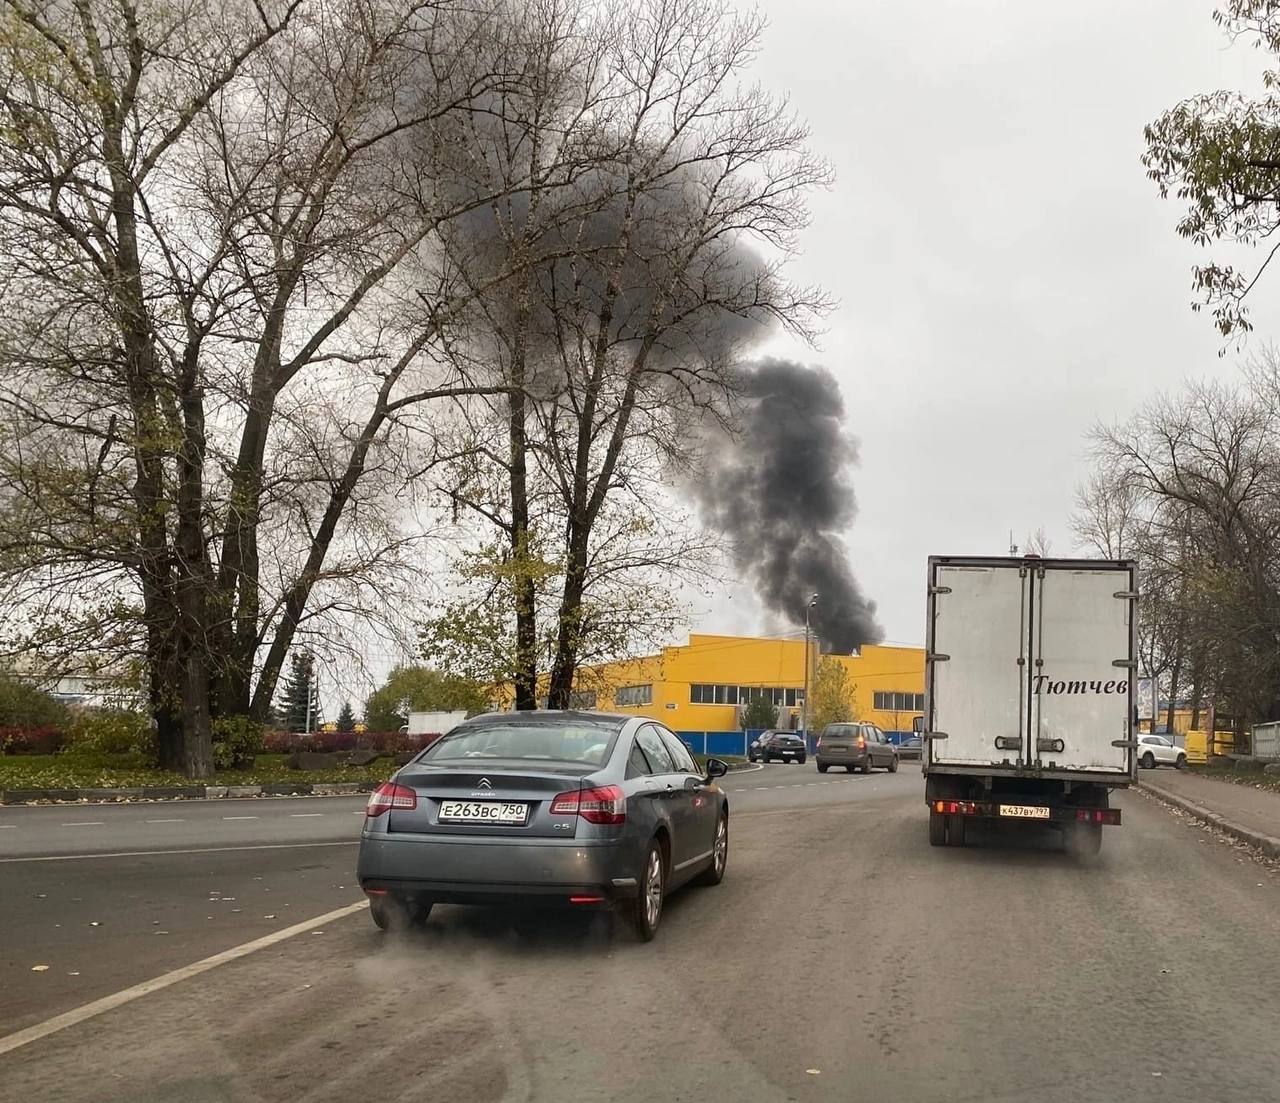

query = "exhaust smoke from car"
[[690, 358, 881, 653]]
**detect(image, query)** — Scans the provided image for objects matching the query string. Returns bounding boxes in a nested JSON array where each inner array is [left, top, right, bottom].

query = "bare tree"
[[430, 0, 830, 706], [0, 0, 521, 774], [1085, 358, 1280, 730]]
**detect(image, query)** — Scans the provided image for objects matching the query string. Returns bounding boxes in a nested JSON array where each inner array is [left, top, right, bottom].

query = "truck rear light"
[[1076, 808, 1121, 825], [549, 784, 626, 824], [366, 782, 417, 817], [933, 800, 981, 815]]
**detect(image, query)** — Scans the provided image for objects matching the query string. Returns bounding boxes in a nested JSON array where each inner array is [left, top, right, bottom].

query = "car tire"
[[1175, 754, 1187, 770], [797, 756, 806, 765], [888, 756, 899, 773], [817, 762, 829, 773], [1141, 752, 1156, 770], [629, 839, 665, 942], [369, 895, 431, 932], [861, 758, 873, 774], [695, 813, 729, 887]]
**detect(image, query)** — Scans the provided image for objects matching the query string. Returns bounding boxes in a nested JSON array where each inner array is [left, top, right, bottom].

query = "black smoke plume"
[[692, 359, 881, 653]]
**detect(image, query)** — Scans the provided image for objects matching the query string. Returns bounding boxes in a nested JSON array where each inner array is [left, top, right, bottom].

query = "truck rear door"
[[1030, 564, 1135, 775], [927, 561, 1029, 767]]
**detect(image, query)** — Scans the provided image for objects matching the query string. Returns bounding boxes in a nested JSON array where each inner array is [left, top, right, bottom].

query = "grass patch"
[[1187, 764, 1280, 795], [0, 752, 395, 791]]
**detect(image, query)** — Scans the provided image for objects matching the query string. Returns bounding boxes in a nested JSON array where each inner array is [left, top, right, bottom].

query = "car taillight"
[[816, 738, 822, 749], [857, 737, 866, 748], [549, 784, 626, 825], [366, 782, 417, 817]]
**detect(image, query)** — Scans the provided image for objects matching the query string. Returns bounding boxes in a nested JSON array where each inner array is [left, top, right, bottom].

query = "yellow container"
[[1183, 730, 1236, 764]]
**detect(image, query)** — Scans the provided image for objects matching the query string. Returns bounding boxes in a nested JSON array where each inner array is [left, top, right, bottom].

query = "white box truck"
[[922, 555, 1138, 855]]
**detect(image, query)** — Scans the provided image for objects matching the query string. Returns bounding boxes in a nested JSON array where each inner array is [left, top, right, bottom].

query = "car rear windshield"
[[824, 725, 857, 736], [421, 721, 620, 767]]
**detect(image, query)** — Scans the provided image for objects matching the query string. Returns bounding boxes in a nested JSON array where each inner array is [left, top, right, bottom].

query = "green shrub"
[[67, 709, 155, 760], [212, 715, 265, 770], [0, 675, 69, 729]]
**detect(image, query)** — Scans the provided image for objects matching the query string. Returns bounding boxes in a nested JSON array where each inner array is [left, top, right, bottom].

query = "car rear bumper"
[[357, 833, 639, 903], [768, 748, 804, 758], [816, 752, 868, 766]]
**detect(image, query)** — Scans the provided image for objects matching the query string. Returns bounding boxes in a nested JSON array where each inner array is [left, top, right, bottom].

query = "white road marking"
[[145, 819, 183, 824], [0, 824, 16, 829], [60, 822, 104, 827], [0, 900, 369, 1057], [0, 840, 356, 864], [289, 813, 323, 818], [221, 816, 258, 821]]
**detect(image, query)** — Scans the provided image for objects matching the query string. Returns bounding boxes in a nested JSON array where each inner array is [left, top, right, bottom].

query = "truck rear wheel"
[[929, 811, 965, 846], [1066, 822, 1102, 857], [929, 810, 946, 846]]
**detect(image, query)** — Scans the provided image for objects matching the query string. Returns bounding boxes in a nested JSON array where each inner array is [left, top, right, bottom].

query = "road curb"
[[0, 781, 383, 805], [1138, 779, 1280, 859]]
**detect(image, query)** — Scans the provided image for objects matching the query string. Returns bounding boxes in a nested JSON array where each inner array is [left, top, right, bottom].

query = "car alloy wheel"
[[697, 813, 729, 886], [1175, 754, 1187, 770], [630, 840, 665, 941], [645, 849, 663, 926], [1141, 752, 1155, 769]]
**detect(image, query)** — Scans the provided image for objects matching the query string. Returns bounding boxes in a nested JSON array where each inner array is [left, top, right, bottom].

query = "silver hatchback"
[[815, 722, 899, 774], [357, 711, 730, 940]]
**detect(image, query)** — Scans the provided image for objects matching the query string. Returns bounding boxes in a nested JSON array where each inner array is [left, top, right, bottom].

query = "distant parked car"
[[748, 731, 806, 764], [896, 734, 923, 760], [357, 710, 730, 941], [1137, 734, 1187, 770], [815, 722, 898, 774]]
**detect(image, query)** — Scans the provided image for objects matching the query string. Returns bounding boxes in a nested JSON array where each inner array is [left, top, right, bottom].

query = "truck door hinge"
[[921, 731, 949, 741], [1113, 590, 1139, 600], [927, 652, 950, 662], [1111, 659, 1137, 669], [929, 585, 952, 595], [1112, 739, 1138, 748]]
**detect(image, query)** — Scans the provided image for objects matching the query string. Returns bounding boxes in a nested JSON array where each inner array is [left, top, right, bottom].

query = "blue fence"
[[677, 728, 915, 758]]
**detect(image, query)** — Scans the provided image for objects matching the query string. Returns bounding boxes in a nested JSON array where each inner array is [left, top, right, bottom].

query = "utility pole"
[[305, 654, 315, 735], [803, 593, 819, 747]]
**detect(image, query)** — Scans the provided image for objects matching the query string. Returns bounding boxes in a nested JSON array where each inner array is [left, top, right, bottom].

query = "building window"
[[690, 684, 803, 707], [874, 691, 924, 712], [568, 690, 597, 709], [615, 685, 652, 707]]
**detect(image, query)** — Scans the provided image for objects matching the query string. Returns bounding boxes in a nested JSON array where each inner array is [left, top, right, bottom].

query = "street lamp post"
[[802, 593, 819, 746]]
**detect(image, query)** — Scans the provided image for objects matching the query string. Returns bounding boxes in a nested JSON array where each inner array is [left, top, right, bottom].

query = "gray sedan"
[[357, 710, 730, 941]]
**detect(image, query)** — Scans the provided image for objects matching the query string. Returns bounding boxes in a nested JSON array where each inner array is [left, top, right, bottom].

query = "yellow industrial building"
[[576, 633, 925, 742]]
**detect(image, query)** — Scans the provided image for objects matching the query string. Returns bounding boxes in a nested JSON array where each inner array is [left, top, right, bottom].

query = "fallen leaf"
[[263, 914, 276, 920], [312, 930, 324, 935], [67, 972, 80, 976], [155, 931, 169, 936], [806, 1069, 821, 1076], [89, 921, 100, 927], [31, 965, 49, 972]]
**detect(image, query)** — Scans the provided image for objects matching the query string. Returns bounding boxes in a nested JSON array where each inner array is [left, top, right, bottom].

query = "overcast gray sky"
[[691, 0, 1278, 648]]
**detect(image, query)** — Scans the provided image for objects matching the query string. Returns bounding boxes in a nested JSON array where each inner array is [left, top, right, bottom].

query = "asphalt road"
[[3, 763, 1279, 1102]]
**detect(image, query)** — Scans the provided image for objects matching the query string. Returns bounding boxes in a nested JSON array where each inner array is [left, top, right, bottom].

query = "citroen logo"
[[476, 777, 493, 789]]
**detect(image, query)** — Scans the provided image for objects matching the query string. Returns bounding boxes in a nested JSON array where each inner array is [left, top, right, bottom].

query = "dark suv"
[[815, 722, 899, 773], [749, 730, 806, 764]]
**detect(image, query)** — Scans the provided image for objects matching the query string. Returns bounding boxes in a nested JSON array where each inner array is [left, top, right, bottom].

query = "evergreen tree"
[[278, 653, 320, 733], [336, 700, 356, 733]]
